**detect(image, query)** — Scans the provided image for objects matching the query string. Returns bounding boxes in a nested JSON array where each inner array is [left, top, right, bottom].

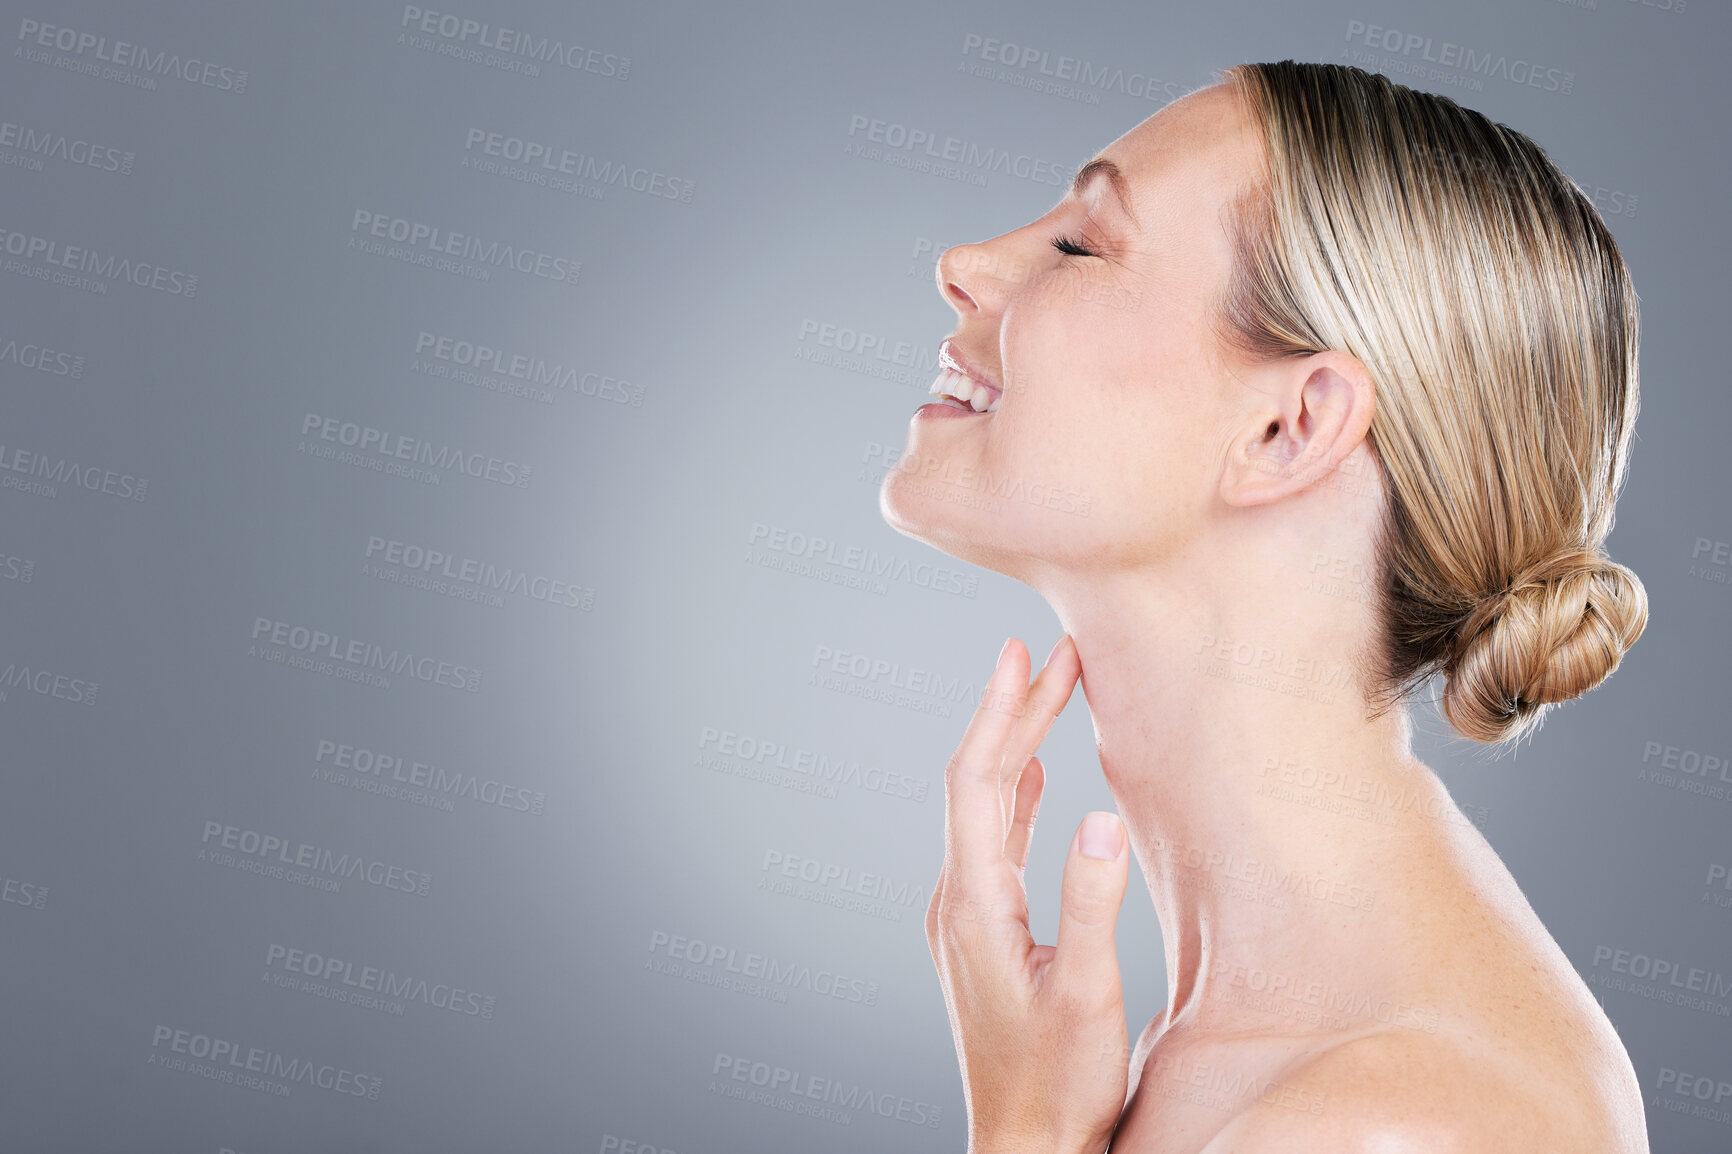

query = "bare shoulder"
[[1187, 1027, 1647, 1154]]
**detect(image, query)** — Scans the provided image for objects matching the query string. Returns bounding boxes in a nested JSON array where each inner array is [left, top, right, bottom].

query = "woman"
[[883, 61, 1651, 1153]]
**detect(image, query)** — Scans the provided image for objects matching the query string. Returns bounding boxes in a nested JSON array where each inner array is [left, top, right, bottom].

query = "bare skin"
[[884, 80, 1648, 1153]]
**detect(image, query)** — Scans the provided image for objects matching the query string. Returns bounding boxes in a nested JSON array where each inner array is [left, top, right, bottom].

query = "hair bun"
[[1441, 549, 1648, 744]]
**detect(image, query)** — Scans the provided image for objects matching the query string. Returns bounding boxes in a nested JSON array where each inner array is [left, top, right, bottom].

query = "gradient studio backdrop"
[[0, 0, 1726, 1151]]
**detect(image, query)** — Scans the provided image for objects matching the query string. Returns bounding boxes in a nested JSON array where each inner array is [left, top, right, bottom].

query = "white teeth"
[[926, 368, 1000, 413]]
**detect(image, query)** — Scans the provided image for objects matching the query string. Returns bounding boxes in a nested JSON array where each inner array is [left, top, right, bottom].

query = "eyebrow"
[[1071, 158, 1138, 226]]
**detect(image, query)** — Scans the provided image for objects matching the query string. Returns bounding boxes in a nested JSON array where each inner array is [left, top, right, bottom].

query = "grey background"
[[0, 0, 1726, 1151]]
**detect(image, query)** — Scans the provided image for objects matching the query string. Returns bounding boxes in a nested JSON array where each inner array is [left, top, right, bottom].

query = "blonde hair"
[[1213, 60, 1648, 746]]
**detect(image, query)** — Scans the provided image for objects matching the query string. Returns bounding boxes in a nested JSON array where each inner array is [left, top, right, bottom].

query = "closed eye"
[[1049, 232, 1095, 257]]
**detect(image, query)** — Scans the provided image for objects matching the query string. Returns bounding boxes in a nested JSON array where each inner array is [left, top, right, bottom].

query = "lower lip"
[[913, 401, 990, 421]]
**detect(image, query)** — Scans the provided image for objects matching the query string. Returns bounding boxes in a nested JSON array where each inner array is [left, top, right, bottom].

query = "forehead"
[[1083, 83, 1261, 226]]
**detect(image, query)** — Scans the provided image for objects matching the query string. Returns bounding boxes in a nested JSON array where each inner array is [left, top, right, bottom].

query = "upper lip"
[[939, 339, 1002, 402]]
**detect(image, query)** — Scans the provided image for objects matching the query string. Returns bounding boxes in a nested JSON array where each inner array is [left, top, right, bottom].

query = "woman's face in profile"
[[881, 83, 1265, 582]]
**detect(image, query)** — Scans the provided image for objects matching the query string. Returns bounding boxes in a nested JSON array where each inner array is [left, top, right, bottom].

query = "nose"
[[935, 241, 1002, 315], [936, 246, 978, 313]]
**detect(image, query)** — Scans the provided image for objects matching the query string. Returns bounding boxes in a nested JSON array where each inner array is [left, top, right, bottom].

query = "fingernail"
[[1079, 811, 1123, 861], [996, 638, 1013, 671], [1044, 635, 1067, 668]]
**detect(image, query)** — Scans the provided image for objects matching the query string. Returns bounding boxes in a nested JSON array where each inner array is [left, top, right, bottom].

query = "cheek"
[[980, 388, 1129, 517], [1017, 379, 1199, 524], [998, 294, 1198, 458]]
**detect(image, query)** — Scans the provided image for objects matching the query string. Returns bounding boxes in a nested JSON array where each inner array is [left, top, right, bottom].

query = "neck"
[[1040, 540, 1465, 1045]]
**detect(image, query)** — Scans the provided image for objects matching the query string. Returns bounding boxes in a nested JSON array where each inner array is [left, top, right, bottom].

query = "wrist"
[[967, 1130, 1109, 1154]]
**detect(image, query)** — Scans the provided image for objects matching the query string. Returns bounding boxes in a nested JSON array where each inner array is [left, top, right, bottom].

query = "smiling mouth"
[[928, 367, 1000, 413]]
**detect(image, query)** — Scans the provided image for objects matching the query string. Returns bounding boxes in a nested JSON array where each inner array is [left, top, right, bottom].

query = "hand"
[[925, 635, 1132, 1154]]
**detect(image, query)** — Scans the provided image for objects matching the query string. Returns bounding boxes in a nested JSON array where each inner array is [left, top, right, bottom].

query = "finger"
[[994, 636, 1081, 826], [1049, 811, 1131, 1000], [1003, 755, 1046, 873], [944, 638, 1034, 878], [925, 868, 945, 962]]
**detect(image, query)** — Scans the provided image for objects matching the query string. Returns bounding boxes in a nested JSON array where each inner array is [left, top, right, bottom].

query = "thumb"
[[1050, 811, 1130, 995]]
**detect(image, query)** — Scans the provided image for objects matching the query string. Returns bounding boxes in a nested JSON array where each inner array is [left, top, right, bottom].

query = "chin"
[[877, 467, 946, 546], [878, 470, 1030, 580]]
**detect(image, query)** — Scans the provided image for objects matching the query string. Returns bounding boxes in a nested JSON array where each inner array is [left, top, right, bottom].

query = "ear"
[[1220, 352, 1375, 508]]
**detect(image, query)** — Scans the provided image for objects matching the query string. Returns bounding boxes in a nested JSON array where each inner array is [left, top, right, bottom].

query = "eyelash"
[[1049, 232, 1095, 257]]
